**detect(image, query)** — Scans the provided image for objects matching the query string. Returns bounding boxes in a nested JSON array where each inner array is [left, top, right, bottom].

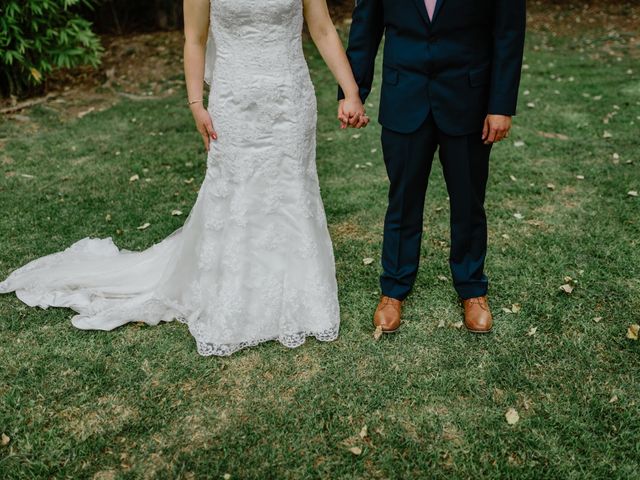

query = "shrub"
[[0, 0, 103, 97]]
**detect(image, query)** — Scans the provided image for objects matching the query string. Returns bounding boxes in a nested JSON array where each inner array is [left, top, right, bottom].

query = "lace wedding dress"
[[0, 0, 340, 356]]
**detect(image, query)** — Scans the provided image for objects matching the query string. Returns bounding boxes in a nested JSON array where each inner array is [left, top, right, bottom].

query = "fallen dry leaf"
[[437, 319, 446, 328], [628, 191, 638, 197], [547, 183, 556, 190], [452, 321, 464, 329], [593, 317, 603, 323], [184, 177, 195, 184], [137, 222, 151, 230], [171, 209, 183, 216], [1, 433, 9, 446], [105, 213, 112, 222], [373, 325, 383, 341], [526, 326, 538, 337], [513, 140, 526, 148], [559, 284, 574, 294], [359, 425, 368, 439], [363, 257, 374, 266], [511, 304, 522, 314], [609, 395, 619, 404], [513, 213, 524, 220], [603, 131, 613, 139], [437, 275, 448, 282], [505, 408, 520, 425], [349, 446, 362, 456], [129, 174, 139, 182], [576, 175, 585, 180], [626, 324, 639, 340]]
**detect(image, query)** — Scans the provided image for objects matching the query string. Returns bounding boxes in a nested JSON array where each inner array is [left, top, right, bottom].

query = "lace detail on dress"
[[185, 325, 340, 357], [0, 0, 340, 357]]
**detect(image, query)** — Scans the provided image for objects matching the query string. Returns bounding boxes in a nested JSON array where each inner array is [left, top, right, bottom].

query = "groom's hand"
[[482, 114, 512, 145]]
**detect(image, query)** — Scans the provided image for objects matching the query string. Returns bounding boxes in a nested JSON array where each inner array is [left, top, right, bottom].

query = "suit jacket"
[[338, 0, 527, 135]]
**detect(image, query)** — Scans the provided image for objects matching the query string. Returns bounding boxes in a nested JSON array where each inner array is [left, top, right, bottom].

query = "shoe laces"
[[379, 296, 401, 312], [464, 296, 489, 311]]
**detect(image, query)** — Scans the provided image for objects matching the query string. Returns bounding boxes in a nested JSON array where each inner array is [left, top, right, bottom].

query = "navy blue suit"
[[339, 0, 526, 300]]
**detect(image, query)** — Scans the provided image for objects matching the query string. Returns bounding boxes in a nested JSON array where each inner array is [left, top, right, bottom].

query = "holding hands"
[[338, 97, 370, 129]]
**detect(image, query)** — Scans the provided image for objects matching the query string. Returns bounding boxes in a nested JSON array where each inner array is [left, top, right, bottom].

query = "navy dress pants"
[[380, 112, 492, 301]]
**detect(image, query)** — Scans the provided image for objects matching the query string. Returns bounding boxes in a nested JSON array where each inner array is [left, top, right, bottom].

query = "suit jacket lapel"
[[411, 0, 431, 27], [432, 0, 446, 22]]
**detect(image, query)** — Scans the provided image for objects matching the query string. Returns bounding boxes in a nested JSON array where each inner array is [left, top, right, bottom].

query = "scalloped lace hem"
[[175, 317, 339, 356]]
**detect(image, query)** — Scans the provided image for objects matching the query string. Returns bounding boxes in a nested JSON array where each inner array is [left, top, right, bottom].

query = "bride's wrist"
[[189, 102, 206, 113], [342, 87, 360, 102]]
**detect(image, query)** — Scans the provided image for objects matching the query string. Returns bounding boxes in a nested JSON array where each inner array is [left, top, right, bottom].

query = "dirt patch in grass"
[[1, 31, 186, 123], [528, 2, 640, 36], [330, 220, 371, 242], [61, 395, 139, 441]]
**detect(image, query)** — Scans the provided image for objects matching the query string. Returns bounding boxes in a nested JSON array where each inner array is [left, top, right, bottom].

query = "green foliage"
[[0, 0, 103, 97]]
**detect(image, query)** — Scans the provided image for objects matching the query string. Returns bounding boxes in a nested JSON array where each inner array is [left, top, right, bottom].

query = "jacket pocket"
[[382, 65, 399, 86], [469, 65, 490, 87]]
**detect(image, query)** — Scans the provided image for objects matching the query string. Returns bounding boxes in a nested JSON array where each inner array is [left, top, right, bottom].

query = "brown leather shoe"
[[461, 295, 493, 333], [373, 295, 403, 333]]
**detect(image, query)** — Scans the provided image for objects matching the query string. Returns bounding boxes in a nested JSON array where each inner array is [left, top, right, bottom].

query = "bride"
[[0, 0, 369, 356]]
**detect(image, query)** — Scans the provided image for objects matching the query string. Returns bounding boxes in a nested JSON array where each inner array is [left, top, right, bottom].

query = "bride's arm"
[[303, 0, 369, 129], [184, 0, 217, 151]]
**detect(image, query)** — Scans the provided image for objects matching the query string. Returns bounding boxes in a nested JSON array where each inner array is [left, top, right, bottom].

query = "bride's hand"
[[338, 97, 369, 129], [190, 104, 217, 151]]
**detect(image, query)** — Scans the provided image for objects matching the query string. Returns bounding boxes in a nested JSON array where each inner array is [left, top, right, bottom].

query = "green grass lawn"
[[1, 22, 639, 479]]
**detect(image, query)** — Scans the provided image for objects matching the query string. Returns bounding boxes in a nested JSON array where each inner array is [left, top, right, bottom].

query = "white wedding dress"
[[0, 0, 340, 356]]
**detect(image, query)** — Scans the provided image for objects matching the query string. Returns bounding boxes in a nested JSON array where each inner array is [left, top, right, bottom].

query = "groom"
[[338, 0, 526, 333]]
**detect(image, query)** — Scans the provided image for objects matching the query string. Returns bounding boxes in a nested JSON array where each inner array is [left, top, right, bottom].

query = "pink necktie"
[[425, 0, 436, 20]]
